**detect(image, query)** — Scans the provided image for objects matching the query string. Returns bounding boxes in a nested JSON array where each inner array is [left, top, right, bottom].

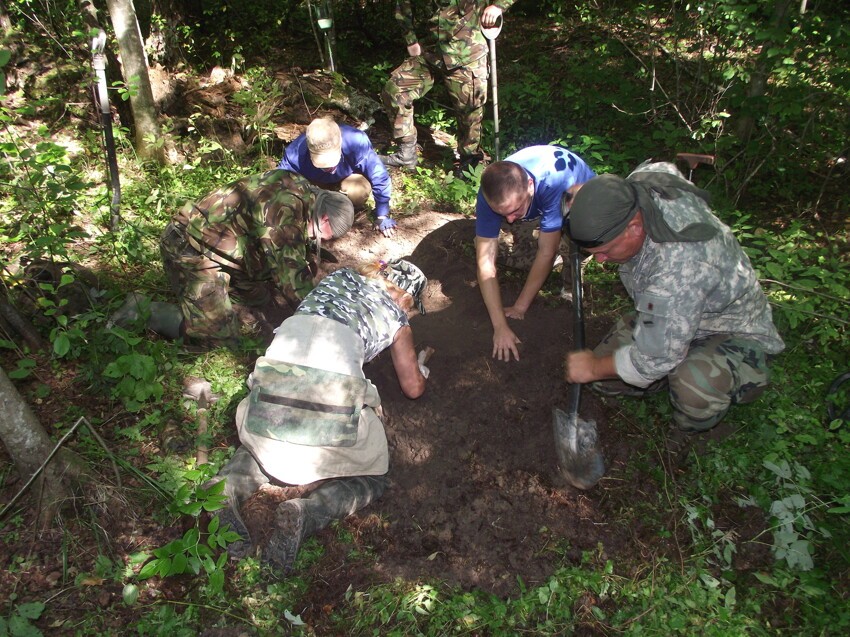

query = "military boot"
[[108, 292, 184, 339], [381, 136, 417, 169], [147, 302, 184, 339], [205, 447, 271, 559], [264, 475, 387, 573], [454, 152, 488, 180]]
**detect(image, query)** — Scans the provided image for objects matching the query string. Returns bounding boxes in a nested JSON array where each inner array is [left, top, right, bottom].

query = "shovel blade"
[[552, 407, 605, 490]]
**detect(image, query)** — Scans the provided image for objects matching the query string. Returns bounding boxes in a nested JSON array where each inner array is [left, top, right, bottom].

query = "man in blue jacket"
[[278, 118, 397, 238], [476, 145, 596, 362]]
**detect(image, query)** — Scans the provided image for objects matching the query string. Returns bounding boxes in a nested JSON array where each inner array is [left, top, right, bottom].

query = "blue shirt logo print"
[[553, 149, 577, 172]]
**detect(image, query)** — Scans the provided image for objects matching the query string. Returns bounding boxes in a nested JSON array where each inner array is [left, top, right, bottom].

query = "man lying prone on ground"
[[206, 259, 431, 573]]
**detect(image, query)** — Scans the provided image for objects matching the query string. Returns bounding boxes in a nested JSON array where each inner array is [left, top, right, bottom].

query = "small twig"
[[768, 301, 850, 327], [293, 72, 321, 119], [761, 279, 850, 306], [0, 416, 87, 520], [84, 417, 123, 489], [0, 416, 121, 520], [196, 408, 209, 466]]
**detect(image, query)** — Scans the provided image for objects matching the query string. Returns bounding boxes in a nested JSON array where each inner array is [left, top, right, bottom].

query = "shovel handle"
[[676, 153, 716, 170], [481, 14, 503, 40]]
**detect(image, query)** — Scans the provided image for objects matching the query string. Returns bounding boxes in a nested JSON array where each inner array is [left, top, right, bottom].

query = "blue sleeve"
[[348, 131, 392, 218], [277, 136, 304, 172], [475, 191, 502, 238]]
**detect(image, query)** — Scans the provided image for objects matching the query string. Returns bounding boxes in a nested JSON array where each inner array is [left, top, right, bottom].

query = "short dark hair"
[[480, 161, 527, 208]]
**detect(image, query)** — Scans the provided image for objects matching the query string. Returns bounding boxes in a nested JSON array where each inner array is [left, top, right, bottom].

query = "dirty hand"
[[481, 6, 503, 27], [416, 348, 431, 379], [566, 350, 598, 384], [375, 216, 397, 238], [504, 304, 526, 320], [493, 325, 521, 362], [407, 42, 422, 57]]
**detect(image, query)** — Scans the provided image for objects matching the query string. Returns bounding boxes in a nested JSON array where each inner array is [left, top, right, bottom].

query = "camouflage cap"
[[381, 258, 427, 314], [306, 118, 342, 169]]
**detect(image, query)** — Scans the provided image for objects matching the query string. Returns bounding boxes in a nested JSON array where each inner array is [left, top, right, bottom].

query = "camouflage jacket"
[[613, 162, 785, 387], [394, 0, 515, 68], [172, 170, 316, 299]]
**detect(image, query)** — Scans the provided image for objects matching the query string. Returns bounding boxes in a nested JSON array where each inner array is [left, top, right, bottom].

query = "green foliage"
[[232, 67, 285, 158], [392, 165, 479, 217], [734, 215, 849, 347], [131, 604, 199, 637], [102, 352, 164, 411], [761, 458, 820, 571], [135, 478, 240, 596], [0, 601, 45, 637]]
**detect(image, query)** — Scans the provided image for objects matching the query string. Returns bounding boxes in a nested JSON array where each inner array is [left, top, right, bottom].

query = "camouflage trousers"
[[213, 446, 387, 531], [381, 52, 488, 157], [310, 174, 371, 210], [160, 223, 277, 341], [591, 314, 773, 431]]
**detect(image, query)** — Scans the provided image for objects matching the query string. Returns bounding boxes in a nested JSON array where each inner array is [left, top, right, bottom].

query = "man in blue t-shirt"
[[475, 145, 596, 362], [278, 118, 397, 238]]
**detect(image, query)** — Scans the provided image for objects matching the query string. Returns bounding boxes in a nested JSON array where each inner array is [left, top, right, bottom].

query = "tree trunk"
[[0, 294, 46, 351], [0, 0, 12, 32], [105, 0, 165, 163], [734, 0, 795, 142], [0, 367, 80, 528]]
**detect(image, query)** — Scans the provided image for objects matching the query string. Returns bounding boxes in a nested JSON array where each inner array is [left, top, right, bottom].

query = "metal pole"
[[91, 30, 121, 231], [481, 16, 503, 161], [324, 30, 336, 73]]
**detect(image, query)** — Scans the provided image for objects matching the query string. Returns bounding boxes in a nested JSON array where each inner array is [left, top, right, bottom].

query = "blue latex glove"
[[375, 216, 397, 238]]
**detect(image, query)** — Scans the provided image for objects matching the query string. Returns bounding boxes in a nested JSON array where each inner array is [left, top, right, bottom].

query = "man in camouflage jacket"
[[381, 0, 515, 171], [160, 170, 354, 341], [564, 161, 785, 433]]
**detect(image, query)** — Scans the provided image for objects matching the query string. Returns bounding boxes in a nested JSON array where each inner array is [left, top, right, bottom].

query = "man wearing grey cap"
[[564, 161, 784, 434], [278, 117, 397, 238]]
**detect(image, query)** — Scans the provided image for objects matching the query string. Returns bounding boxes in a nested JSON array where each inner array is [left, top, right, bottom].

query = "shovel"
[[675, 152, 716, 182], [553, 238, 605, 490], [481, 15, 503, 161]]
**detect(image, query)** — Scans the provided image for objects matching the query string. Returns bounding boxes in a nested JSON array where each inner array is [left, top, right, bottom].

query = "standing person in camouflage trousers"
[[381, 0, 515, 173], [564, 161, 785, 435], [158, 169, 354, 342]]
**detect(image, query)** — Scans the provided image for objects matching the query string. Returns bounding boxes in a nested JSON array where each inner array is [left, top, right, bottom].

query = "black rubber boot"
[[264, 475, 387, 573], [381, 137, 417, 169], [108, 292, 184, 339], [147, 302, 184, 339], [206, 447, 271, 558], [454, 153, 487, 180]]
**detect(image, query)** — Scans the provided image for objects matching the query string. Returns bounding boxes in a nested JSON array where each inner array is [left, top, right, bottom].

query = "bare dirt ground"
[[0, 203, 772, 635], [238, 209, 684, 603], [0, 49, 773, 632]]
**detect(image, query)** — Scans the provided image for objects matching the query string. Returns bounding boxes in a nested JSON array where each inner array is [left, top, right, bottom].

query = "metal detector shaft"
[[481, 16, 502, 161], [91, 30, 121, 231]]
